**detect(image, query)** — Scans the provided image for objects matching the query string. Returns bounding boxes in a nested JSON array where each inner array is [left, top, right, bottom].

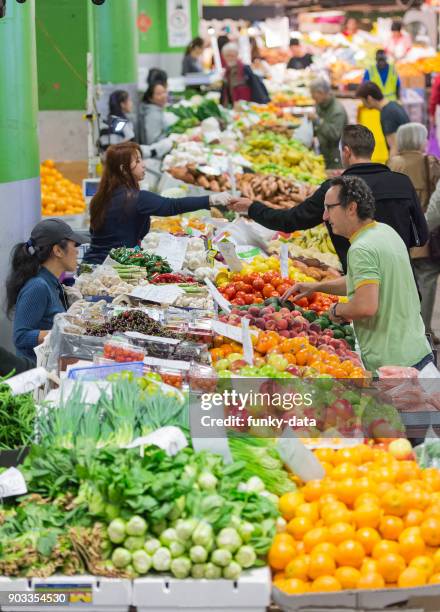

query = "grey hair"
[[221, 42, 239, 55], [310, 78, 331, 94], [396, 122, 428, 153]]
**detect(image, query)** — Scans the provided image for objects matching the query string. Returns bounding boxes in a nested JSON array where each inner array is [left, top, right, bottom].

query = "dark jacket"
[[0, 347, 33, 378], [314, 96, 348, 169], [248, 163, 429, 272], [84, 187, 210, 264]]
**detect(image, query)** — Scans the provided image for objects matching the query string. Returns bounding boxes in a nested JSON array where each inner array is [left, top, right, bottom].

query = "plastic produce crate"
[[67, 361, 145, 381], [132, 567, 271, 612], [0, 575, 132, 612]]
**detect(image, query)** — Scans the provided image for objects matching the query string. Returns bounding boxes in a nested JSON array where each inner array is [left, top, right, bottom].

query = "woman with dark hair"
[[139, 81, 173, 159], [182, 37, 204, 75], [6, 219, 85, 363], [99, 90, 136, 151], [83, 142, 231, 264]]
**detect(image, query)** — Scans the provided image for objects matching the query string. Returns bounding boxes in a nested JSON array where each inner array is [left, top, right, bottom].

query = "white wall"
[[38, 111, 88, 162]]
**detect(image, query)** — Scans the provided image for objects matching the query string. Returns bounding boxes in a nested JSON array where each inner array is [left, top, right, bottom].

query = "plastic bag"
[[427, 126, 440, 158], [294, 118, 314, 148], [415, 425, 440, 468]]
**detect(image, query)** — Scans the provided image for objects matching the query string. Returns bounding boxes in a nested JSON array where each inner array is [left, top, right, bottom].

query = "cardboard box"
[[55, 161, 88, 186]]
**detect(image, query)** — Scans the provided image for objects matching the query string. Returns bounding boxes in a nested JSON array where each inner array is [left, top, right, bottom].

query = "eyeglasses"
[[324, 202, 342, 212]]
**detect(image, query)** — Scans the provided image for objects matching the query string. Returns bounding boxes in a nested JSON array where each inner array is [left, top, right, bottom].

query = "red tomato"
[[235, 291, 247, 300], [270, 291, 280, 297], [277, 283, 291, 295], [262, 284, 275, 298], [271, 275, 283, 288], [232, 297, 245, 305], [244, 294, 254, 305], [242, 284, 253, 294], [294, 297, 309, 308], [263, 272, 275, 283], [225, 287, 236, 299], [252, 278, 265, 291], [234, 281, 247, 292]]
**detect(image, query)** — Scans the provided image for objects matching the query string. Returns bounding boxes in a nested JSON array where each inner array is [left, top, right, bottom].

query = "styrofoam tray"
[[133, 567, 271, 612], [0, 575, 131, 612]]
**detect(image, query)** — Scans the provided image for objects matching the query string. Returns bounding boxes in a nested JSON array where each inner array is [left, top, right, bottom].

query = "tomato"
[[262, 284, 276, 298], [294, 297, 309, 308], [235, 291, 247, 300], [253, 291, 263, 299], [244, 294, 254, 305], [254, 297, 264, 303], [242, 283, 253, 294], [277, 283, 291, 295], [252, 278, 265, 291], [234, 281, 247, 292], [263, 272, 275, 283], [232, 297, 245, 305], [270, 291, 280, 297]]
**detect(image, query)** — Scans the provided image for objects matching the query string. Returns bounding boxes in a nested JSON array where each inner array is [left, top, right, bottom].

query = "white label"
[[212, 320, 258, 343], [167, 0, 191, 48], [144, 356, 190, 371], [280, 243, 289, 279], [0, 468, 28, 499], [130, 284, 184, 305], [228, 158, 237, 196], [125, 426, 188, 456], [204, 279, 231, 313], [217, 242, 243, 272], [154, 234, 189, 271], [6, 368, 48, 396], [241, 318, 254, 365], [125, 331, 180, 345]]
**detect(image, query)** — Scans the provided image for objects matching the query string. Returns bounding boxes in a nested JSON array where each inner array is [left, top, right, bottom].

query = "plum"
[[309, 323, 321, 333], [248, 306, 261, 317], [265, 320, 277, 331], [279, 330, 290, 338], [255, 318, 266, 330], [275, 319, 288, 331]]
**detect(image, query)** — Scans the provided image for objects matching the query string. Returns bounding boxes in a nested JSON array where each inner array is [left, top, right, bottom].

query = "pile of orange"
[[270, 444, 440, 594], [40, 160, 86, 216]]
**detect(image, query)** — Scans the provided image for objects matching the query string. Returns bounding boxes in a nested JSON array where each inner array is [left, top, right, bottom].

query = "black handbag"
[[244, 66, 270, 104]]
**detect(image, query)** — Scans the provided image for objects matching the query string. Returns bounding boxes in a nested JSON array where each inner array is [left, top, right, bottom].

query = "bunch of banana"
[[291, 225, 336, 255]]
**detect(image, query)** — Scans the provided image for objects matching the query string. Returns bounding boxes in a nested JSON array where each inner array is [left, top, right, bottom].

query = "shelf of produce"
[[132, 567, 271, 612], [0, 575, 132, 612]]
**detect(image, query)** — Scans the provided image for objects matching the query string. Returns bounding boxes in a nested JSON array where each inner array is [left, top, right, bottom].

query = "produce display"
[[168, 98, 227, 134], [168, 164, 232, 192], [40, 160, 86, 216], [240, 132, 326, 185], [237, 173, 315, 209], [110, 247, 172, 279], [85, 310, 182, 339], [271, 443, 440, 594], [0, 377, 35, 450]]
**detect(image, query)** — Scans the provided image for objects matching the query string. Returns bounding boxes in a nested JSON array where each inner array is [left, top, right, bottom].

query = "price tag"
[[130, 284, 184, 305], [144, 356, 190, 370], [280, 243, 289, 279], [217, 242, 243, 272], [154, 234, 189, 271], [212, 320, 258, 343], [241, 318, 254, 365], [0, 468, 27, 499], [124, 331, 180, 345], [6, 368, 49, 395], [204, 279, 231, 313]]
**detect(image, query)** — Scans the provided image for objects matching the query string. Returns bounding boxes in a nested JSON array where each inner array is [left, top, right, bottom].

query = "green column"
[[0, 0, 39, 183], [89, 0, 138, 85], [0, 0, 40, 350]]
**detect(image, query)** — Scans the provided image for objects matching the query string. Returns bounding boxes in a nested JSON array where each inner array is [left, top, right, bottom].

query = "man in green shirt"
[[282, 175, 432, 374]]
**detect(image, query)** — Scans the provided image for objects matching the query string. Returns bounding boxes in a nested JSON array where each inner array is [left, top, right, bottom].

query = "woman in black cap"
[[6, 219, 86, 364]]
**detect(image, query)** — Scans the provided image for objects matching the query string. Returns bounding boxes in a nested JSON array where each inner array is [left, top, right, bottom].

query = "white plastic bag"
[[294, 118, 314, 148]]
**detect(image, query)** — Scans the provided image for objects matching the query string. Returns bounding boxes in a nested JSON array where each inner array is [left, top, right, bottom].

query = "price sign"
[[154, 235, 189, 271], [280, 243, 289, 279], [205, 279, 231, 313], [217, 242, 243, 272], [130, 284, 184, 305]]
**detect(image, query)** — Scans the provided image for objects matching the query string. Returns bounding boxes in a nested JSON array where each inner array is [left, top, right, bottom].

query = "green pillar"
[[89, 0, 138, 85], [0, 0, 40, 349]]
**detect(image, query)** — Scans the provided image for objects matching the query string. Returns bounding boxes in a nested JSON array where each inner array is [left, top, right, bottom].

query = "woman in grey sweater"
[[138, 81, 172, 159]]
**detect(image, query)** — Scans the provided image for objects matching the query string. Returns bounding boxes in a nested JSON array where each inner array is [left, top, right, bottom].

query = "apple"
[[286, 365, 301, 376], [279, 308, 291, 316], [230, 359, 248, 372], [248, 306, 261, 317], [267, 353, 289, 372], [227, 352, 243, 364], [215, 358, 230, 371], [265, 321, 277, 331], [388, 438, 413, 460], [279, 330, 290, 338], [255, 318, 266, 330]]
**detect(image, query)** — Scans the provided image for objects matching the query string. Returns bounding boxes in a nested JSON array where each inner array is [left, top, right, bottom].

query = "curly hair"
[[330, 176, 376, 220]]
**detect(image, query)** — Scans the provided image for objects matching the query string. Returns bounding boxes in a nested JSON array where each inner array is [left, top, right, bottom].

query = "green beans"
[[0, 382, 35, 450]]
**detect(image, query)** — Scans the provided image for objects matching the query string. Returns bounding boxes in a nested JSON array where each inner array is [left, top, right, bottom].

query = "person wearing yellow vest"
[[363, 50, 400, 102]]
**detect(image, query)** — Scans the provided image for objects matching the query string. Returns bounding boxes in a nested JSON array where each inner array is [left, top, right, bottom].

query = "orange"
[[360, 558, 379, 575], [372, 540, 400, 560], [278, 491, 304, 520], [401, 483, 429, 510], [279, 578, 309, 594], [319, 461, 334, 476], [335, 566, 361, 589], [357, 444, 375, 463], [376, 482, 394, 497], [429, 573, 440, 584], [357, 572, 385, 589], [379, 515, 404, 540], [371, 466, 396, 485], [354, 505, 381, 529], [398, 566, 427, 588], [336, 478, 361, 507], [303, 527, 329, 553], [296, 502, 319, 522], [420, 517, 440, 546], [272, 571, 286, 583], [395, 460, 420, 483], [422, 467, 440, 491], [308, 552, 336, 580], [409, 555, 434, 578], [354, 493, 380, 509], [302, 479, 325, 502], [336, 540, 365, 569], [285, 556, 310, 581], [404, 509, 425, 528], [322, 505, 353, 527], [381, 488, 407, 517], [376, 553, 406, 583], [331, 463, 358, 480], [399, 528, 426, 562], [312, 542, 338, 558], [319, 493, 339, 508], [286, 516, 313, 540], [423, 503, 440, 519], [355, 478, 376, 497], [433, 549, 440, 573], [334, 447, 362, 466], [268, 534, 296, 570], [328, 522, 356, 545], [314, 447, 335, 465], [310, 575, 341, 593], [355, 528, 381, 555]]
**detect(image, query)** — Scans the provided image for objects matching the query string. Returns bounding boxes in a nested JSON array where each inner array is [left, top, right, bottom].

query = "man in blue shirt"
[[363, 50, 400, 101]]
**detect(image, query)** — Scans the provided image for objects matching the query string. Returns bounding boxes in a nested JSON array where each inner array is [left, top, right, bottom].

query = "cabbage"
[[170, 556, 192, 579], [216, 528, 242, 553], [132, 550, 151, 575], [112, 547, 131, 569], [126, 516, 148, 537], [107, 519, 126, 544], [211, 549, 232, 567]]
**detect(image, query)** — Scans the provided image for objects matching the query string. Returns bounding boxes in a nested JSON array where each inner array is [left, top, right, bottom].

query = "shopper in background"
[[342, 17, 359, 38], [182, 37, 204, 75], [138, 80, 173, 159], [98, 90, 135, 152], [389, 123, 440, 342], [287, 38, 313, 70], [6, 219, 85, 363], [84, 142, 231, 265], [356, 81, 409, 158], [250, 38, 271, 79], [217, 34, 230, 68], [228, 124, 428, 273], [386, 20, 412, 61], [429, 74, 440, 129], [363, 50, 400, 101], [220, 42, 270, 107], [309, 78, 348, 169], [281, 176, 432, 374]]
